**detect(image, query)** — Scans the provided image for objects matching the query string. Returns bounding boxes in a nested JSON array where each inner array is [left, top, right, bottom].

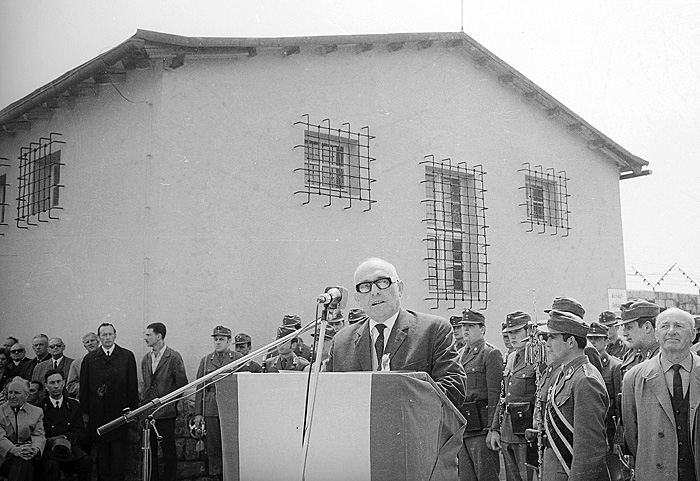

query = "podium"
[[216, 371, 465, 481]]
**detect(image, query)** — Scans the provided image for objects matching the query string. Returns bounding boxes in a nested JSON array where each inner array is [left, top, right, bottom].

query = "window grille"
[[0, 157, 9, 234], [294, 115, 376, 211], [519, 163, 570, 236], [421, 155, 489, 310], [16, 133, 65, 228]]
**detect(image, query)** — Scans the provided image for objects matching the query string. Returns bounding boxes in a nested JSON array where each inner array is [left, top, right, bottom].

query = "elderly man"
[[326, 258, 466, 408], [65, 332, 100, 397], [539, 311, 609, 481], [623, 308, 700, 481], [31, 338, 73, 386], [27, 335, 51, 374], [618, 299, 660, 377], [0, 377, 58, 481], [9, 344, 33, 381], [457, 309, 502, 481]]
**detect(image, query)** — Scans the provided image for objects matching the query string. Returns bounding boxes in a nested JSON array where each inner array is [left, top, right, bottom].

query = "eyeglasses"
[[355, 277, 397, 293], [10, 348, 24, 353], [48, 344, 62, 349]]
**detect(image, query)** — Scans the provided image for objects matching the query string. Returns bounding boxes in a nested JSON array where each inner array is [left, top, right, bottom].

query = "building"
[[0, 30, 650, 379]]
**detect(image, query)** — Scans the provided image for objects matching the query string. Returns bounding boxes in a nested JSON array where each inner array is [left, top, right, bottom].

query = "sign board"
[[607, 288, 628, 313]]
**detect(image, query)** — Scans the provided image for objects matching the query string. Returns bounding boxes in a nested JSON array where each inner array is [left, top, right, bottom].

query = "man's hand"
[[12, 444, 38, 460], [487, 430, 501, 451]]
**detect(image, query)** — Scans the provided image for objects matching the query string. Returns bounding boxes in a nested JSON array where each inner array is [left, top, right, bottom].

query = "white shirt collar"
[[102, 346, 114, 356], [369, 310, 400, 336], [51, 395, 64, 408]]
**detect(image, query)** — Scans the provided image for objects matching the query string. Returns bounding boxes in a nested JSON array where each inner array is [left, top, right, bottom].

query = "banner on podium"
[[216, 371, 465, 481]]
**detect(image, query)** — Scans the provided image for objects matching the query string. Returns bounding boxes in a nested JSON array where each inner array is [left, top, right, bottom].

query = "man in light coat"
[[623, 307, 700, 481]]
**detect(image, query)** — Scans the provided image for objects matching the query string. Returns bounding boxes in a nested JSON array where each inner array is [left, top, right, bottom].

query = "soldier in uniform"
[[347, 308, 367, 326], [587, 322, 623, 481], [304, 325, 336, 371], [193, 326, 243, 478], [502, 322, 514, 357], [617, 299, 660, 378], [327, 310, 346, 333], [457, 309, 502, 481], [539, 310, 610, 481], [233, 333, 262, 373], [451, 315, 467, 351], [489, 311, 537, 481], [281, 314, 313, 362], [599, 311, 631, 360], [264, 325, 310, 372]]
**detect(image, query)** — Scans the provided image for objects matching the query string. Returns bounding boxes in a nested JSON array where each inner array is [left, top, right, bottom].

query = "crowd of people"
[[1, 256, 699, 481]]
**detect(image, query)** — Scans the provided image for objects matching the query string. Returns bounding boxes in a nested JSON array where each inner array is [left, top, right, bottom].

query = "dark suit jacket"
[[79, 345, 138, 442], [32, 356, 74, 384], [41, 394, 87, 450], [326, 308, 466, 408], [12, 357, 35, 381], [140, 346, 188, 419]]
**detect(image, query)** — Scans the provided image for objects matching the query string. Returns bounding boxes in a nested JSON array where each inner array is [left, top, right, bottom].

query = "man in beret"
[[599, 311, 631, 360], [539, 311, 609, 481], [618, 299, 660, 378], [457, 309, 502, 481], [327, 258, 466, 408], [233, 333, 262, 373], [327, 310, 346, 334], [280, 315, 312, 362], [194, 326, 243, 478], [622, 308, 700, 481], [451, 315, 467, 351], [489, 310, 537, 481], [264, 326, 310, 372], [347, 308, 367, 326], [587, 322, 623, 481]]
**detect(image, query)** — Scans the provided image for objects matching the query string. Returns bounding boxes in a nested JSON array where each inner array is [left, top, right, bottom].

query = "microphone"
[[317, 286, 348, 309]]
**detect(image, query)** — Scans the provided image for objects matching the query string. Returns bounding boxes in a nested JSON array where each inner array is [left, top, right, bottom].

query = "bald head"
[[656, 308, 695, 356], [353, 258, 399, 284]]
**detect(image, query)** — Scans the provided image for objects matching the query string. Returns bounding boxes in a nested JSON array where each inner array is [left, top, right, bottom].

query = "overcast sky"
[[1, 0, 698, 294]]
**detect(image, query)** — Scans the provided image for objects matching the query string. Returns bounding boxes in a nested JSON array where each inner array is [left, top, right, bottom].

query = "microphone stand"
[[299, 303, 331, 481], [96, 319, 322, 437], [141, 415, 161, 481]]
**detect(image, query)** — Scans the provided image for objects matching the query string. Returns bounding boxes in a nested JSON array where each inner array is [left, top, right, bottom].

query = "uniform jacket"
[[0, 401, 46, 465], [622, 352, 700, 481], [606, 338, 631, 361], [194, 349, 242, 417], [492, 347, 537, 443], [459, 339, 502, 438], [542, 355, 610, 481], [599, 351, 622, 428], [264, 353, 309, 372], [140, 346, 188, 419], [31, 356, 74, 384], [620, 342, 660, 378], [41, 395, 87, 449], [79, 345, 139, 442], [326, 308, 467, 408]]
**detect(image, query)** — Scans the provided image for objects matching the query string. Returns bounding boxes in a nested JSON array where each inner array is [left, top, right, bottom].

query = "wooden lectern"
[[216, 371, 465, 481]]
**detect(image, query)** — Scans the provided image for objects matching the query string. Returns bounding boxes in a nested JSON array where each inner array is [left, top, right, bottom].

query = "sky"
[[1, 0, 699, 295]]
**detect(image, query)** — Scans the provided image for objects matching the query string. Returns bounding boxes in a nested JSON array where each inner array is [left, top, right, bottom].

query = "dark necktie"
[[375, 324, 386, 370], [53, 360, 58, 369], [54, 400, 60, 410], [672, 364, 683, 403], [281, 358, 288, 370]]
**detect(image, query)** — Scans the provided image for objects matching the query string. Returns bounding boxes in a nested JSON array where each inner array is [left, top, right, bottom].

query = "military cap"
[[618, 299, 660, 325], [211, 326, 232, 337], [311, 325, 337, 340], [538, 310, 589, 338], [503, 311, 532, 333], [450, 315, 466, 327], [586, 321, 609, 337], [234, 333, 251, 345], [598, 311, 619, 327], [462, 309, 486, 325], [282, 314, 302, 329], [276, 325, 297, 340], [545, 297, 586, 319], [501, 321, 508, 333], [347, 308, 367, 325]]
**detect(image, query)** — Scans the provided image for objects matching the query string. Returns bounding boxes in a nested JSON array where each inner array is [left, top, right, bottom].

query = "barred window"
[[294, 115, 375, 210], [520, 163, 570, 235], [17, 133, 65, 228], [0, 173, 7, 227], [421, 156, 489, 310]]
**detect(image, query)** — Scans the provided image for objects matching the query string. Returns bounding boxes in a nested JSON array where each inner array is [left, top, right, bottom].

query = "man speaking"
[[326, 258, 466, 408]]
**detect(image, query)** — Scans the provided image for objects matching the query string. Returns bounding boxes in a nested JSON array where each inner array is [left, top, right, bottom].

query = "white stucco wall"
[[0, 41, 626, 380]]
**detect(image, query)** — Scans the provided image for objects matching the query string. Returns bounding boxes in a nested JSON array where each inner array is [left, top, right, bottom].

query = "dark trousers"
[[96, 438, 127, 481], [502, 441, 534, 481], [0, 453, 59, 481], [57, 448, 92, 481], [149, 417, 177, 481], [205, 416, 223, 476], [459, 434, 500, 481]]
